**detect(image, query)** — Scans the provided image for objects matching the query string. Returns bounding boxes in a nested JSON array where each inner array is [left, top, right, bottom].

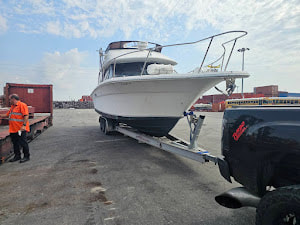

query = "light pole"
[[238, 48, 250, 98]]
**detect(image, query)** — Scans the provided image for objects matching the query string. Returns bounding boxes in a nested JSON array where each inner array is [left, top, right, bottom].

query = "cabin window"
[[114, 62, 150, 77]]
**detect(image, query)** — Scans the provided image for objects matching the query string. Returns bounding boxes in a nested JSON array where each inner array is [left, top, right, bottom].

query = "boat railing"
[[152, 30, 247, 73], [98, 31, 247, 82]]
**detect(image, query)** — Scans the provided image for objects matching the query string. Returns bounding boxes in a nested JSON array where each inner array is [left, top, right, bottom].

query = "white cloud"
[[46, 20, 61, 35], [0, 49, 98, 100], [0, 14, 8, 33], [2, 0, 299, 43], [45, 20, 98, 38], [79, 21, 97, 38], [1, 0, 187, 39], [38, 49, 97, 100], [66, 23, 84, 38], [18, 0, 55, 15], [17, 23, 25, 31]]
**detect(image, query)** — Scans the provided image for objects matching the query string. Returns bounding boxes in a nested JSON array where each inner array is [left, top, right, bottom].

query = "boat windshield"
[[105, 62, 151, 79], [115, 62, 149, 77]]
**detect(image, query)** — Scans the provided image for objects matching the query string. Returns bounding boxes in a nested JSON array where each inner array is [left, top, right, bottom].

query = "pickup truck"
[[216, 107, 300, 225]]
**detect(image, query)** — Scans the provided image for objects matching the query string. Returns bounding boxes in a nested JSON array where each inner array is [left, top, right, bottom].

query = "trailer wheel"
[[101, 121, 106, 133], [99, 117, 106, 133], [99, 116, 115, 135], [103, 121, 108, 135], [256, 185, 300, 225]]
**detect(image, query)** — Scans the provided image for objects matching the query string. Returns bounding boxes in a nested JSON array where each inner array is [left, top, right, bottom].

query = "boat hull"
[[96, 110, 180, 137], [92, 72, 249, 136]]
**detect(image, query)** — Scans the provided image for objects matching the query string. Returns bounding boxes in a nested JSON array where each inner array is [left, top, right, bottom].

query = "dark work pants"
[[10, 131, 30, 158]]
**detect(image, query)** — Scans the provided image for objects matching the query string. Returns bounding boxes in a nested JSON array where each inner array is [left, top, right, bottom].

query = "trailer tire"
[[100, 121, 103, 132], [99, 117, 106, 133], [100, 117, 114, 135], [256, 185, 300, 225], [103, 121, 108, 135]]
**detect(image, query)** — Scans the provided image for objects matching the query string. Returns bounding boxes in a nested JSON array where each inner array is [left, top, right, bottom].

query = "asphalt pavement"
[[0, 109, 256, 225]]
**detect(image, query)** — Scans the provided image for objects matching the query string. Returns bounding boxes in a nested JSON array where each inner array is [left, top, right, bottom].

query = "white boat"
[[91, 31, 250, 136]]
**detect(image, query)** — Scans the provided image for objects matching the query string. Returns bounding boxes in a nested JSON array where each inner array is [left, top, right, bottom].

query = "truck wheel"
[[256, 185, 300, 225]]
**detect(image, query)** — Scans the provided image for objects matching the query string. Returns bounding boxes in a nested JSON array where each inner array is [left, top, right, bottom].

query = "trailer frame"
[[99, 112, 219, 165]]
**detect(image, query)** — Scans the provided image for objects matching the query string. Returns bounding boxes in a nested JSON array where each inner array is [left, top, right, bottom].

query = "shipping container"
[[4, 83, 53, 116], [81, 95, 93, 102], [278, 91, 288, 97], [254, 85, 278, 97], [287, 93, 300, 97]]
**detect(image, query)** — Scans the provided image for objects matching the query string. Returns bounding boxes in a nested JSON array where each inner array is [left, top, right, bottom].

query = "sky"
[[0, 0, 299, 100]]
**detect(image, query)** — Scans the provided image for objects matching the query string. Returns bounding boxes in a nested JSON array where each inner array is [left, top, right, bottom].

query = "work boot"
[[9, 156, 21, 162], [20, 157, 30, 163]]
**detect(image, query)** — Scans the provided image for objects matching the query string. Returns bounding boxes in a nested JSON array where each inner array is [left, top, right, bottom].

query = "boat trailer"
[[99, 112, 268, 216], [99, 112, 219, 165]]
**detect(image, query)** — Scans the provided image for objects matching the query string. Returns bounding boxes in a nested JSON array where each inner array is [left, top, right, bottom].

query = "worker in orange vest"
[[0, 94, 30, 163]]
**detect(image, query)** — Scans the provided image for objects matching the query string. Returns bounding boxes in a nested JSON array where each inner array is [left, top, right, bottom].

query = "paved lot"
[[0, 109, 256, 225]]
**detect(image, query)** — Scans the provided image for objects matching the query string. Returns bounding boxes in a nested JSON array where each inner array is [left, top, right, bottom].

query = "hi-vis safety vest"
[[6, 101, 30, 133]]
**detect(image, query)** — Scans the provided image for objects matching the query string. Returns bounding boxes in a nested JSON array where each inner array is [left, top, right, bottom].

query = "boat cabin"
[[101, 41, 176, 81]]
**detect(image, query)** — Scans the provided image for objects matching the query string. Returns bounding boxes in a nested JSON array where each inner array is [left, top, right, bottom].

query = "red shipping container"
[[82, 95, 93, 102], [254, 85, 278, 97], [4, 83, 53, 115]]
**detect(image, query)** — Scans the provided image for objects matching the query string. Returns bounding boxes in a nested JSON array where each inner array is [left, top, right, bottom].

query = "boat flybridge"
[[91, 31, 250, 137]]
